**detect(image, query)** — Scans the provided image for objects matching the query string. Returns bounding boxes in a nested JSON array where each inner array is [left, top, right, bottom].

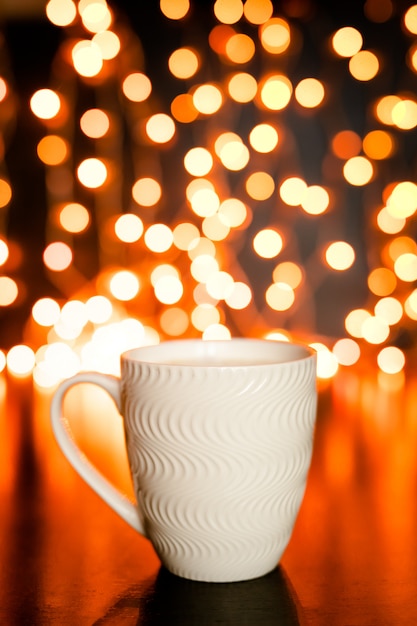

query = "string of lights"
[[0, 0, 416, 389]]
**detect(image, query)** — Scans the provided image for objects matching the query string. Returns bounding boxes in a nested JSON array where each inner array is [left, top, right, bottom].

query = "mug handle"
[[50, 372, 147, 536]]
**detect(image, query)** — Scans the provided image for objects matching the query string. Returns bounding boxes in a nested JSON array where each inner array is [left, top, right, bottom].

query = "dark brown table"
[[1, 366, 416, 625]]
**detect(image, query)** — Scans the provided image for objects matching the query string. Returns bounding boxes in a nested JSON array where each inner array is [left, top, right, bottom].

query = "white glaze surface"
[[51, 339, 317, 582]]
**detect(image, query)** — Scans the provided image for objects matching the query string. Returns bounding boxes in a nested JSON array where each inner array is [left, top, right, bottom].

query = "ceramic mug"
[[50, 338, 317, 583]]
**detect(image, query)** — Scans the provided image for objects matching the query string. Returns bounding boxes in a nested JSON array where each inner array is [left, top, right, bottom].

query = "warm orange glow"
[[77, 157, 108, 188], [386, 181, 417, 218], [374, 296, 403, 325], [191, 304, 220, 331], [310, 343, 339, 379], [30, 89, 61, 119], [43, 242, 73, 271], [202, 214, 230, 241], [225, 281, 252, 309], [388, 236, 417, 261], [79, 0, 112, 33], [132, 177, 162, 207], [80, 108, 110, 138], [184, 147, 213, 176], [325, 241, 355, 271], [168, 48, 199, 79], [343, 156, 373, 186], [109, 270, 140, 301], [391, 98, 417, 129], [115, 214, 144, 242], [295, 78, 325, 108], [216, 135, 249, 171], [186, 178, 214, 203], [331, 130, 362, 159], [377, 206, 405, 234], [0, 78, 7, 102], [272, 262, 303, 288], [249, 123, 279, 152], [213, 0, 244, 25], [154, 275, 184, 304], [85, 295, 112, 323], [206, 270, 234, 300], [279, 177, 307, 206], [146, 113, 176, 143], [245, 171, 275, 200], [59, 202, 90, 233], [192, 84, 223, 114], [349, 50, 379, 81], [188, 237, 216, 262], [3, 0, 417, 381], [144, 224, 174, 252], [0, 277, 18, 306], [361, 315, 390, 344], [405, 288, 417, 320], [260, 74, 292, 110], [6, 345, 35, 376], [190, 188, 220, 218], [71, 40, 103, 77], [345, 308, 371, 338], [32, 297, 61, 326], [218, 198, 247, 227], [160, 307, 189, 336], [266, 282, 295, 311], [37, 135, 69, 165], [93, 30, 120, 60], [225, 33, 256, 63], [394, 253, 417, 282], [404, 5, 417, 34], [208, 24, 235, 55], [190, 254, 219, 282], [408, 44, 417, 73], [227, 72, 257, 102], [0, 179, 12, 208], [332, 338, 360, 366], [368, 267, 397, 296], [331, 26, 363, 57], [259, 18, 290, 54], [46, 0, 77, 27], [202, 323, 231, 340], [160, 0, 190, 20], [243, 0, 273, 24], [253, 228, 283, 258], [171, 93, 198, 122], [301, 185, 329, 215], [363, 129, 394, 159], [173, 222, 200, 250], [122, 73, 152, 102], [0, 239, 9, 266], [377, 346, 405, 374]]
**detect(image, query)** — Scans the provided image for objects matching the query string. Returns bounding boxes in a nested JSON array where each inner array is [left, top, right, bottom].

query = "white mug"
[[50, 338, 317, 583]]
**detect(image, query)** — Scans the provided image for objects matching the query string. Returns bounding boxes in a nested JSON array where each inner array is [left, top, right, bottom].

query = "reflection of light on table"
[[0, 373, 159, 620], [283, 366, 417, 624]]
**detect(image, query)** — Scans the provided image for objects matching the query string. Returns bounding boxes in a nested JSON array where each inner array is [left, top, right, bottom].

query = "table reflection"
[[1, 367, 417, 624], [94, 566, 301, 625]]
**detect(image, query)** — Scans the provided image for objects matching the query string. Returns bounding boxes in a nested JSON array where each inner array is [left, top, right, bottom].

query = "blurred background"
[[0, 0, 416, 387]]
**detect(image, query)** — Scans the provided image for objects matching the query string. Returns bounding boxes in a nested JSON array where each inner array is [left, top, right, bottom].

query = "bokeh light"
[[1, 1, 417, 384], [59, 202, 90, 233]]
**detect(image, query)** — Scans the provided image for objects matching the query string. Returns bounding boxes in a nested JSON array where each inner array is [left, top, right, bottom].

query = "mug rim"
[[120, 338, 316, 368]]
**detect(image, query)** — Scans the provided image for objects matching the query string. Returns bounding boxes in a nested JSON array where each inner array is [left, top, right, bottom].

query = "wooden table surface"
[[1, 367, 416, 625]]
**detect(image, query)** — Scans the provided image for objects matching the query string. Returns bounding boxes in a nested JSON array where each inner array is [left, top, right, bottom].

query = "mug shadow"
[[93, 565, 304, 625]]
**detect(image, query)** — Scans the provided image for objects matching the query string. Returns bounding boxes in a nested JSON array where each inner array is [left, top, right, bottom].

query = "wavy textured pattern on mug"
[[121, 357, 316, 582]]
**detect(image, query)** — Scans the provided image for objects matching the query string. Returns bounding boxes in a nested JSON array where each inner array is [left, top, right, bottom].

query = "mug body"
[[121, 338, 317, 583]]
